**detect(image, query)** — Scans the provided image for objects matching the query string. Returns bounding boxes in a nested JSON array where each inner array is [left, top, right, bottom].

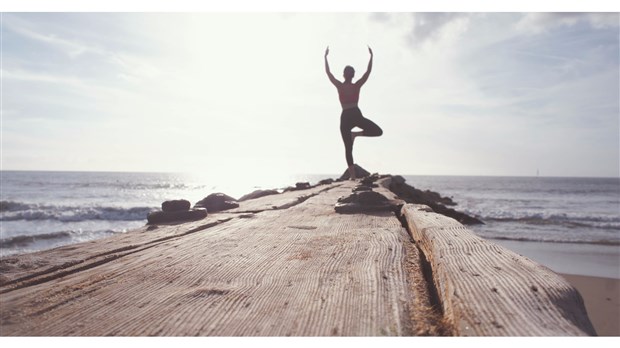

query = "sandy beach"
[[561, 274, 620, 336], [489, 238, 620, 336]]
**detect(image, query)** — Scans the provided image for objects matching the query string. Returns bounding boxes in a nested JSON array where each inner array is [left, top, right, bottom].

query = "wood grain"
[[1, 182, 417, 336], [1, 177, 597, 336], [400, 203, 597, 336]]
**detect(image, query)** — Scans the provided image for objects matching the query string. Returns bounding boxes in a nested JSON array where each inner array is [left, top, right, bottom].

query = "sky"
[[1, 10, 619, 178]]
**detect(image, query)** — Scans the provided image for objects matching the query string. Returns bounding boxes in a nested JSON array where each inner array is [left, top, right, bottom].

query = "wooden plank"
[[225, 182, 343, 213], [0, 182, 417, 336], [0, 216, 232, 288], [400, 204, 597, 336], [0, 182, 342, 288]]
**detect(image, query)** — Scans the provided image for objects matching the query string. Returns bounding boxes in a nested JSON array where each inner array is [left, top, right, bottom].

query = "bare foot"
[[348, 164, 357, 180], [351, 131, 363, 143]]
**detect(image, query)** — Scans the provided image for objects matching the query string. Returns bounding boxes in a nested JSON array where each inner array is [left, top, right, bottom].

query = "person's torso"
[[338, 82, 361, 109]]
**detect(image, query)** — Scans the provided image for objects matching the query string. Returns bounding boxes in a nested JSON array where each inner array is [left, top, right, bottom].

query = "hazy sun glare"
[[2, 12, 618, 177]]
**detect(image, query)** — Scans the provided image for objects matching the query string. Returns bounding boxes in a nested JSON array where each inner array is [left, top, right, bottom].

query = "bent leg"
[[357, 116, 383, 137]]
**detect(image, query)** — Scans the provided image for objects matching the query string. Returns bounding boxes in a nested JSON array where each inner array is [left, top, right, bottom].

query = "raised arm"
[[324, 46, 340, 87], [356, 46, 373, 86]]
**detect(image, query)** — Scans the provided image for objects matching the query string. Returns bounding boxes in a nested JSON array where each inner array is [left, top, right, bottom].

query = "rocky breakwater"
[[335, 174, 404, 214], [194, 193, 239, 212], [147, 199, 207, 224], [385, 175, 482, 225], [147, 192, 244, 225]]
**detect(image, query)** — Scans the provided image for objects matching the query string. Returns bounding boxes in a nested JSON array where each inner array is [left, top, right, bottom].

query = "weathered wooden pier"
[[0, 176, 596, 336]]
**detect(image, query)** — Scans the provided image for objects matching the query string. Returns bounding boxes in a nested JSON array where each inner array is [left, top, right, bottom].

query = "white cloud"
[[408, 13, 472, 45], [517, 12, 619, 34], [2, 14, 105, 58]]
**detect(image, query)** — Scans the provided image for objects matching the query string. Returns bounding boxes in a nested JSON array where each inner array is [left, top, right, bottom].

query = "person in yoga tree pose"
[[324, 45, 383, 180]]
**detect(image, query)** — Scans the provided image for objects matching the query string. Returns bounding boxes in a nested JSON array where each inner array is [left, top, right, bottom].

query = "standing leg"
[[340, 123, 356, 180], [340, 111, 358, 180]]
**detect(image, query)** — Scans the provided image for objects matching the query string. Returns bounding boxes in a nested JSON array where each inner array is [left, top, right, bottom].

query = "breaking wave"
[[0, 229, 121, 249], [0, 200, 153, 222]]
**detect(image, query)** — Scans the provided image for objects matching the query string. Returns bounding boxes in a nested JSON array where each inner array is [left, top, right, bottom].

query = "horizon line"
[[1, 168, 618, 180]]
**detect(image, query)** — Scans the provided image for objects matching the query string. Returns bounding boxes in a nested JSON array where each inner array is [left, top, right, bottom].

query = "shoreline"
[[560, 273, 620, 336], [487, 239, 619, 336], [489, 238, 620, 280]]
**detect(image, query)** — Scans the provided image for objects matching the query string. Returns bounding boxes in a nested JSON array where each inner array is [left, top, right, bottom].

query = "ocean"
[[1, 171, 619, 277]]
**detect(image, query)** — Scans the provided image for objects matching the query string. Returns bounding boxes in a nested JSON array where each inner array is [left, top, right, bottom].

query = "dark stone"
[[387, 176, 483, 225], [238, 189, 280, 201], [337, 194, 357, 204], [318, 178, 334, 185], [335, 190, 401, 214], [423, 189, 456, 206], [335, 202, 395, 214], [295, 182, 311, 190], [360, 173, 381, 185], [356, 191, 389, 205], [338, 191, 388, 205], [161, 199, 191, 212], [353, 184, 373, 192], [147, 208, 207, 224], [339, 164, 371, 180], [282, 186, 296, 193], [391, 175, 406, 185], [282, 182, 313, 193], [194, 193, 239, 212]]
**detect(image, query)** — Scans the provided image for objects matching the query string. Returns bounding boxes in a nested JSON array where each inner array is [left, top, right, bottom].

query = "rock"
[[318, 178, 334, 185], [422, 189, 456, 206], [283, 182, 313, 192], [161, 199, 191, 212], [295, 182, 311, 190], [337, 191, 388, 205], [194, 193, 239, 212], [388, 176, 483, 225], [282, 186, 296, 193], [360, 173, 381, 185], [391, 175, 406, 185], [356, 191, 389, 205], [339, 164, 371, 180], [431, 204, 483, 225], [335, 190, 401, 214], [238, 189, 280, 201], [353, 184, 373, 192], [147, 208, 207, 225]]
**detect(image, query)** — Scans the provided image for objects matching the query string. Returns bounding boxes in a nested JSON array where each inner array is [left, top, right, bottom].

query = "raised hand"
[[325, 46, 330, 57], [368, 45, 373, 56]]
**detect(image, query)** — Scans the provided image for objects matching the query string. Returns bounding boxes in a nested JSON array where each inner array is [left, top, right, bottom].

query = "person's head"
[[343, 65, 355, 81]]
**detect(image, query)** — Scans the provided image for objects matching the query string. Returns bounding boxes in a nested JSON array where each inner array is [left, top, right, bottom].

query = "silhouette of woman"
[[325, 46, 383, 180]]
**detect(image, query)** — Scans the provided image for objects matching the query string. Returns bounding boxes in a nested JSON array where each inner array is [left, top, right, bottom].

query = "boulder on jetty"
[[161, 199, 191, 212], [238, 189, 279, 202], [318, 178, 334, 185], [387, 175, 482, 225], [194, 193, 239, 212], [147, 208, 207, 225], [360, 173, 386, 185], [295, 182, 311, 190], [353, 184, 373, 192], [335, 190, 403, 214], [339, 164, 371, 180], [283, 182, 313, 193], [335, 172, 404, 214]]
